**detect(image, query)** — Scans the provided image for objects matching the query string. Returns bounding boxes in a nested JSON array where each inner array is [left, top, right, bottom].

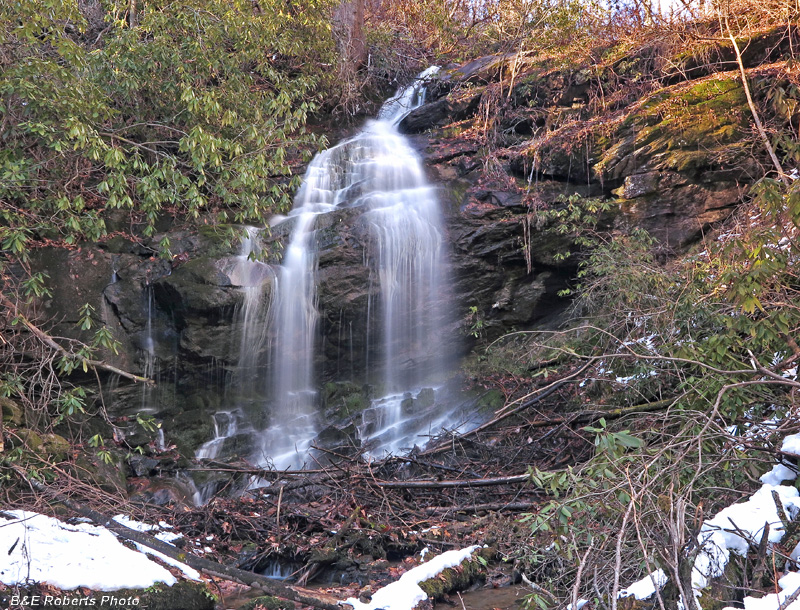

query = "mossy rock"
[[401, 394, 415, 415], [193, 224, 250, 259], [165, 403, 217, 456], [417, 388, 435, 409], [308, 546, 342, 564], [322, 381, 369, 418], [475, 389, 505, 411], [221, 431, 257, 456], [13, 428, 44, 452], [343, 392, 367, 414], [41, 433, 71, 462], [95, 581, 216, 610], [0, 397, 24, 425], [240, 595, 293, 610], [7, 581, 217, 610], [71, 451, 128, 495], [595, 76, 748, 180]]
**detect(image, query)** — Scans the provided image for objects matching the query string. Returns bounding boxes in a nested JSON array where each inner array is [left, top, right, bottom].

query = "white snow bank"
[[693, 483, 800, 593], [783, 434, 800, 455], [113, 514, 183, 543], [708, 432, 800, 610], [342, 545, 481, 610], [0, 511, 179, 590], [726, 571, 800, 610], [0, 511, 199, 590], [759, 463, 798, 486]]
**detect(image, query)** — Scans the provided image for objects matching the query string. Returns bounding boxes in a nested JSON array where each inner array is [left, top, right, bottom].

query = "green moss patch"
[[417, 548, 493, 600], [594, 74, 750, 179]]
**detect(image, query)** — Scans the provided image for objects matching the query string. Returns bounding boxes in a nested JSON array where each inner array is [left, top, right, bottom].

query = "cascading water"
[[194, 68, 469, 479], [141, 285, 157, 414], [196, 227, 269, 462], [253, 211, 321, 469], [137, 282, 179, 452], [256, 67, 457, 465], [365, 120, 448, 391]]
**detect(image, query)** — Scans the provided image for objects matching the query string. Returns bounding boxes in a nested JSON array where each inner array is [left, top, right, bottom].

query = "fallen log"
[[423, 390, 679, 459], [523, 396, 681, 429], [420, 362, 592, 456], [5, 462, 340, 610], [424, 501, 538, 514], [375, 472, 532, 488]]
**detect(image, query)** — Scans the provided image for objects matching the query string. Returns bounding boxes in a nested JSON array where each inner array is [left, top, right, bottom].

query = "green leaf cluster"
[[0, 0, 337, 256]]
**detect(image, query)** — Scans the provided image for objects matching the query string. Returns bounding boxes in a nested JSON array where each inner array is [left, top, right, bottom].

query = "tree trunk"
[[334, 0, 367, 69], [129, 0, 138, 28]]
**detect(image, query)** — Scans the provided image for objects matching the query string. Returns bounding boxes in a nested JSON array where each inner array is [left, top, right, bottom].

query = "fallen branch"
[[296, 506, 361, 586], [375, 472, 532, 489], [420, 362, 591, 456], [424, 501, 538, 514], [524, 396, 682, 429]]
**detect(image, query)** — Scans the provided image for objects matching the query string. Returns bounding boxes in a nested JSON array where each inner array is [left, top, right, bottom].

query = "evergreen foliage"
[[0, 0, 336, 259]]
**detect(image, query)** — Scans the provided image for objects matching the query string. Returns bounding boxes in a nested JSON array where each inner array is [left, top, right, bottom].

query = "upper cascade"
[[377, 65, 440, 125]]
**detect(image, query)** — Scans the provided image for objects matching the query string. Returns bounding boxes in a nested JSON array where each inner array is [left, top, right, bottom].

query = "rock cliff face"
[[398, 55, 770, 343], [30, 48, 769, 460]]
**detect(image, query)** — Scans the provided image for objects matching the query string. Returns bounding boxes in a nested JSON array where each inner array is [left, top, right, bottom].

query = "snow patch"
[[725, 571, 800, 609], [619, 569, 668, 600], [608, 432, 800, 607], [0, 511, 180, 590], [783, 434, 800, 455], [693, 483, 800, 594], [113, 514, 184, 544], [760, 463, 798, 486], [342, 545, 481, 610]]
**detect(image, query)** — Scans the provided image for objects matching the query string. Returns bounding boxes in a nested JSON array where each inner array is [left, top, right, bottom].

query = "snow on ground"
[[571, 431, 800, 609], [693, 482, 800, 594], [618, 569, 668, 600], [783, 434, 800, 455], [111, 515, 201, 581], [342, 545, 481, 610], [0, 510, 198, 590], [733, 572, 800, 610]]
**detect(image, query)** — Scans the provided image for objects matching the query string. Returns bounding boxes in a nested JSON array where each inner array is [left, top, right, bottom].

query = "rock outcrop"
[[396, 44, 786, 340]]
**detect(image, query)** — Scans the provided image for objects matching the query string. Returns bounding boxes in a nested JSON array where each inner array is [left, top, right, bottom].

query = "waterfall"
[[189, 67, 482, 497], [252, 67, 452, 466], [364, 120, 447, 391], [227, 226, 272, 402], [140, 285, 158, 414]]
